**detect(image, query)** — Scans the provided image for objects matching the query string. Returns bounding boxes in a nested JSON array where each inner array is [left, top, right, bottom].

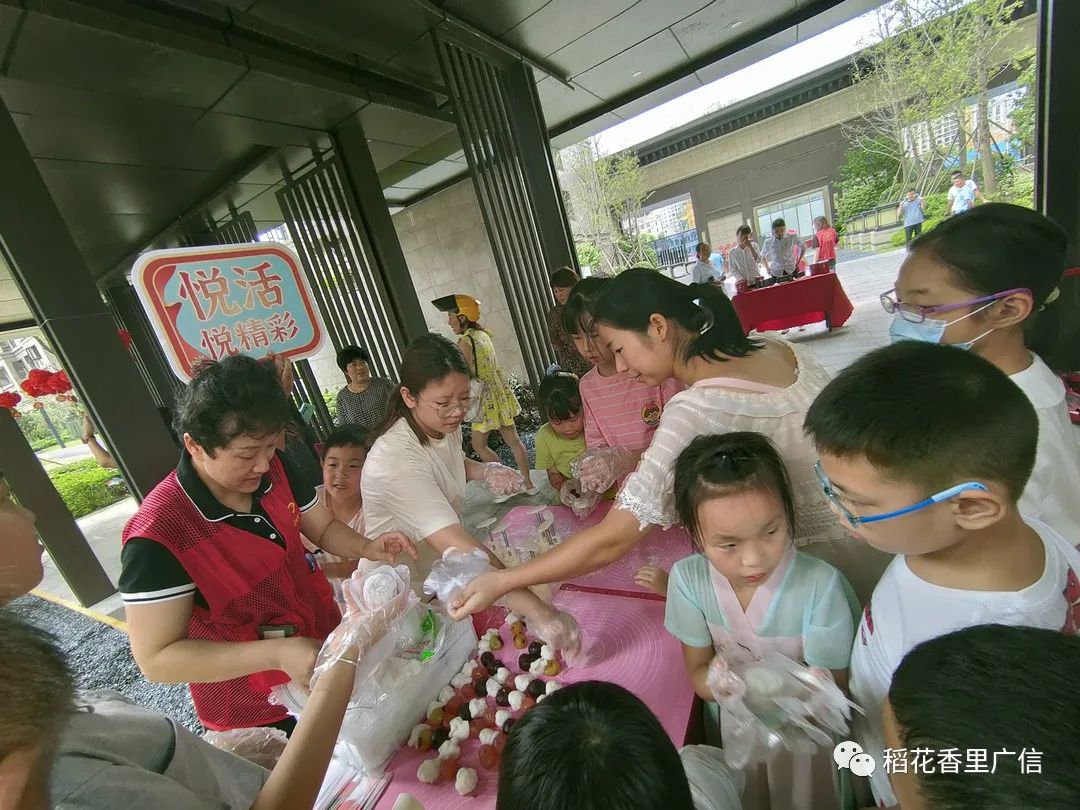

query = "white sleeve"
[[616, 397, 709, 530], [362, 446, 462, 542]]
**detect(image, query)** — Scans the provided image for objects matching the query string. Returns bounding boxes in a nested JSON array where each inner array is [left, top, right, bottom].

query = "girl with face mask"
[[885, 202, 1080, 546]]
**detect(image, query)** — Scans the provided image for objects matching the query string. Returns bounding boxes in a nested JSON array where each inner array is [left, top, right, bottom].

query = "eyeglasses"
[[880, 288, 1030, 324], [419, 395, 477, 418], [814, 462, 988, 527]]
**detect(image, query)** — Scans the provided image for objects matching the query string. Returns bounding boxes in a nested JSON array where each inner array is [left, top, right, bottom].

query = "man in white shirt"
[[946, 170, 985, 215], [689, 241, 721, 285], [760, 218, 804, 280], [724, 225, 763, 287]]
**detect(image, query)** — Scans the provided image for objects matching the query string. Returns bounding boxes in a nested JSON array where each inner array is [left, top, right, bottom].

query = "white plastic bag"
[[423, 547, 494, 604], [709, 650, 858, 769]]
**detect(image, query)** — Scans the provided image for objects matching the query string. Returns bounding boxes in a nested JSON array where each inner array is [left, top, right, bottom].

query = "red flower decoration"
[[0, 391, 21, 410], [118, 329, 133, 350]]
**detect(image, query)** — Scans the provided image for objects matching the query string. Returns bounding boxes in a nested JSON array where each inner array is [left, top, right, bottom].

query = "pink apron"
[[707, 548, 839, 810]]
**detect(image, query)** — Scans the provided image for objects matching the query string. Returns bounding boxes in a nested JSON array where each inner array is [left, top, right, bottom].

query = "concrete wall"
[[649, 125, 850, 237], [391, 180, 527, 378]]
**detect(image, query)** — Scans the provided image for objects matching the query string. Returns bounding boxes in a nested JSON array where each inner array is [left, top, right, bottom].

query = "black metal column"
[[335, 118, 428, 342], [0, 96, 177, 502], [435, 32, 576, 386], [104, 283, 180, 413], [1035, 0, 1080, 262]]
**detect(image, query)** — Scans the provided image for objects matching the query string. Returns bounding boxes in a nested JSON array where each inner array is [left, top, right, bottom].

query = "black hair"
[[772, 218, 785, 229], [378, 333, 470, 445], [537, 372, 582, 422], [497, 681, 694, 810], [0, 613, 75, 760], [804, 342, 1038, 500], [674, 433, 797, 547], [889, 624, 1080, 809], [335, 345, 369, 376], [951, 170, 965, 178], [175, 354, 293, 454], [322, 425, 369, 454], [736, 225, 751, 237], [592, 267, 762, 364], [908, 202, 1076, 371], [695, 241, 709, 254], [560, 276, 611, 336], [549, 267, 579, 289]]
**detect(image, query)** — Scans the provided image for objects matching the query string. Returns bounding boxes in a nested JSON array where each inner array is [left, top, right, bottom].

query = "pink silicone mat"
[[373, 589, 695, 809], [496, 502, 694, 595]]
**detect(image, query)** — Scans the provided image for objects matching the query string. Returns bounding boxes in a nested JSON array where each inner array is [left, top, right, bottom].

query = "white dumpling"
[[495, 709, 512, 729], [450, 672, 471, 689], [392, 793, 425, 810], [495, 667, 511, 685], [508, 690, 525, 712], [455, 767, 478, 796], [417, 758, 440, 783], [448, 717, 470, 742], [486, 678, 501, 698], [546, 680, 563, 695], [536, 693, 546, 703], [504, 612, 520, 626], [438, 685, 456, 705], [477, 639, 491, 653], [438, 738, 461, 760], [514, 674, 533, 692], [478, 727, 499, 746], [529, 657, 547, 676], [540, 644, 554, 661], [468, 698, 487, 719]]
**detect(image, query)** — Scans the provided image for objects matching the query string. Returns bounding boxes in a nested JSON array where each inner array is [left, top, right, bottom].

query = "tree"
[[559, 139, 654, 274], [842, 0, 1024, 208], [1010, 48, 1036, 154]]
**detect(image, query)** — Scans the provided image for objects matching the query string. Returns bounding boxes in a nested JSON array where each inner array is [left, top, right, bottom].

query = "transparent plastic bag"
[[479, 462, 526, 496], [559, 479, 601, 519], [572, 447, 634, 495], [423, 547, 494, 604], [710, 650, 858, 769], [202, 726, 287, 770]]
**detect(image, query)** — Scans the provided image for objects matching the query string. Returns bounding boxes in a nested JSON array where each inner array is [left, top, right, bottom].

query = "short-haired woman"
[[334, 345, 396, 432]]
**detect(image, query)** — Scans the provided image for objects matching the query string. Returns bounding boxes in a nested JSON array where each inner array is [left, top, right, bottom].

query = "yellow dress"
[[463, 328, 520, 432]]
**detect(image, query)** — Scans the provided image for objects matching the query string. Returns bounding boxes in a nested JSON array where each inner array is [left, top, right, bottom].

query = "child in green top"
[[535, 372, 587, 491]]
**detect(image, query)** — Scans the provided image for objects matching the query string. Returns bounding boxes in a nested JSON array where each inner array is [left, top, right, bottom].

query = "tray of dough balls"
[[373, 612, 567, 809]]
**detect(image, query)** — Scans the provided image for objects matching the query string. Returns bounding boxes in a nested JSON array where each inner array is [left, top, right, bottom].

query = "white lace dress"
[[615, 340, 892, 603]]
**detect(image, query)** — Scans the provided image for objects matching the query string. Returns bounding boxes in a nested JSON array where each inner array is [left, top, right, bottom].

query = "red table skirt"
[[732, 271, 854, 333]]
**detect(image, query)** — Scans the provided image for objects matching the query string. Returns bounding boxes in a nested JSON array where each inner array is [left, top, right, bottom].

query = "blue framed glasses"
[[814, 462, 989, 527]]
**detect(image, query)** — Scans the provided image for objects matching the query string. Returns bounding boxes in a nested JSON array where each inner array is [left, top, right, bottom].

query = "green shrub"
[[47, 458, 130, 518]]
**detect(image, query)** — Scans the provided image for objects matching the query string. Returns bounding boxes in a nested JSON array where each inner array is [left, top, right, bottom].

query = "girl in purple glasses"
[[885, 203, 1080, 547]]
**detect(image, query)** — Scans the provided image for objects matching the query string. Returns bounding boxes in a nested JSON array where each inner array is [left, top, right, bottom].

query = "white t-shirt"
[[1011, 353, 1080, 546], [947, 180, 978, 213], [691, 259, 720, 284], [362, 417, 466, 543], [680, 745, 744, 810], [849, 517, 1080, 806], [726, 245, 761, 284]]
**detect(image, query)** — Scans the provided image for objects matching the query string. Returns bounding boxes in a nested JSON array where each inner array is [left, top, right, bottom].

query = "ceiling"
[[0, 0, 882, 306]]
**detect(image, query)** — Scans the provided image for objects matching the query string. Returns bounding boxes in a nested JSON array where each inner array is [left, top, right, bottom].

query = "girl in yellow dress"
[[433, 294, 537, 496]]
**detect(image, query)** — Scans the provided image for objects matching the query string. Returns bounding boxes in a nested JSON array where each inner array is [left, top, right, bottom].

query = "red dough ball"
[[439, 756, 459, 783], [493, 732, 508, 753], [470, 718, 492, 736], [446, 695, 464, 716], [483, 704, 499, 723], [478, 744, 500, 769], [471, 662, 487, 680], [522, 694, 537, 711]]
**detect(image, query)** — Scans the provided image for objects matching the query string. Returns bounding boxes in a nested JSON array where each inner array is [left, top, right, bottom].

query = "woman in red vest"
[[119, 354, 414, 733]]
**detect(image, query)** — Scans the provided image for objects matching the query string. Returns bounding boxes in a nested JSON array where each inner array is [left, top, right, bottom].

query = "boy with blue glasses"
[[804, 342, 1080, 809]]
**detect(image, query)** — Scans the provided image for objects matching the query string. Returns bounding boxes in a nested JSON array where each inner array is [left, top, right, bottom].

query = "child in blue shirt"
[[665, 432, 859, 810]]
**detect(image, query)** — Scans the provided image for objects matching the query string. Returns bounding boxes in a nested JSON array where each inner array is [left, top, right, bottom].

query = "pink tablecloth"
[[732, 271, 854, 333], [372, 509, 698, 810]]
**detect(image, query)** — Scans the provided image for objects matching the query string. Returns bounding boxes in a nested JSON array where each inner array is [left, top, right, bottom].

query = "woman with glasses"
[[885, 203, 1080, 547], [361, 333, 580, 648]]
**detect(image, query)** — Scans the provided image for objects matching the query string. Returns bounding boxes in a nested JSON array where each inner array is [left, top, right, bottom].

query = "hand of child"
[[706, 655, 746, 705], [448, 570, 508, 620], [530, 606, 583, 663], [480, 462, 526, 496], [633, 564, 669, 596], [364, 531, 419, 563]]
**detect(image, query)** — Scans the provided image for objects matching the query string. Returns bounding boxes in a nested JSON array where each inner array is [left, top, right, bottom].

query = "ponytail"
[[591, 268, 761, 364], [1026, 270, 1080, 373]]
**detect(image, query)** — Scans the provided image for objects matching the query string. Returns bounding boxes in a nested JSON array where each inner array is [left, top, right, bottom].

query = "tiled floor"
[[37, 249, 907, 619]]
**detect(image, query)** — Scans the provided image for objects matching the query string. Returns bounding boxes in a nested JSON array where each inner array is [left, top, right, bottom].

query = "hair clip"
[[692, 298, 715, 335], [1039, 286, 1061, 311]]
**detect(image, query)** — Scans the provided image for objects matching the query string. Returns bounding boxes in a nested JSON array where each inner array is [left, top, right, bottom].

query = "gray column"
[[0, 96, 177, 502], [1, 410, 114, 605], [334, 118, 428, 341]]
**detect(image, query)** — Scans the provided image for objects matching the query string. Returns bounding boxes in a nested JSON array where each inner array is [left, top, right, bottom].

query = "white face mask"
[[888, 301, 996, 350]]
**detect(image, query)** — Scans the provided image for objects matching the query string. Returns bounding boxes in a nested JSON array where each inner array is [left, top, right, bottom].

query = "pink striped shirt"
[[579, 368, 685, 451]]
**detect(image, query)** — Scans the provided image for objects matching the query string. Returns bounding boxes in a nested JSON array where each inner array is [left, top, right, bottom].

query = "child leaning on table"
[[803, 341, 1080, 810], [664, 431, 859, 810], [303, 425, 370, 580]]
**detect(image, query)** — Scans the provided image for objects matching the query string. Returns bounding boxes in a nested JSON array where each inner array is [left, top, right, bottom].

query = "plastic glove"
[[574, 448, 637, 494], [424, 547, 494, 604], [203, 727, 288, 770], [559, 480, 601, 519], [479, 462, 526, 496], [706, 655, 746, 706], [529, 606, 583, 663]]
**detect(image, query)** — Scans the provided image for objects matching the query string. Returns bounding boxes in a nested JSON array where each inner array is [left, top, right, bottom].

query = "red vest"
[[122, 456, 340, 730]]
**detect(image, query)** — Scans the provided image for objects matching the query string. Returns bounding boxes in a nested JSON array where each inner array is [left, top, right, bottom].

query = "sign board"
[[131, 242, 325, 382]]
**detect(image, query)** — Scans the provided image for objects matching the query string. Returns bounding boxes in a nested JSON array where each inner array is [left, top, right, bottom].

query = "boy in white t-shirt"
[[306, 425, 369, 578], [803, 342, 1080, 809]]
